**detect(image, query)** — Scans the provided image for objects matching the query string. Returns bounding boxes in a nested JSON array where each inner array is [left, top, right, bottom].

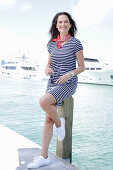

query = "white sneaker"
[[56, 117, 65, 141], [27, 155, 50, 169]]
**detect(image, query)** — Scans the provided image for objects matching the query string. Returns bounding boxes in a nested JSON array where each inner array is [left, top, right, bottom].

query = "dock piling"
[[56, 96, 74, 163]]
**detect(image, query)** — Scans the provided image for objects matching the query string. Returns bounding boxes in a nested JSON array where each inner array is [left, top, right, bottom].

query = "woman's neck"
[[60, 33, 68, 40]]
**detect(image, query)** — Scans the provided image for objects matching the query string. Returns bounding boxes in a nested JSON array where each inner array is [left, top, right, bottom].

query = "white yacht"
[[0, 59, 43, 80], [78, 58, 113, 86]]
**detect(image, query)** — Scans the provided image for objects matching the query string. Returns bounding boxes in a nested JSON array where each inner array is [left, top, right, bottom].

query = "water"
[[0, 75, 113, 170]]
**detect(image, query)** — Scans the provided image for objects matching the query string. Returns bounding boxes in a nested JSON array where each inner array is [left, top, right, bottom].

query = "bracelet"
[[70, 71, 74, 77]]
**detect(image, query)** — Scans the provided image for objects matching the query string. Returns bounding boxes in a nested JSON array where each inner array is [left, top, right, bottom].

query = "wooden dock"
[[0, 124, 79, 170]]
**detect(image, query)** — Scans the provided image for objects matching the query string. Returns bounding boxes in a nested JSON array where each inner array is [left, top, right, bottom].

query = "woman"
[[27, 12, 85, 169]]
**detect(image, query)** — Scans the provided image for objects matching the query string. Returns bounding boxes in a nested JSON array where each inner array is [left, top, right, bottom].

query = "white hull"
[[78, 58, 113, 86], [78, 70, 113, 86], [0, 60, 44, 81], [0, 68, 42, 80]]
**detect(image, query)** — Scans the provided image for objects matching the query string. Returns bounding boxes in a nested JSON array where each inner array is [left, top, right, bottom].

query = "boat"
[[0, 58, 44, 80], [78, 58, 113, 86]]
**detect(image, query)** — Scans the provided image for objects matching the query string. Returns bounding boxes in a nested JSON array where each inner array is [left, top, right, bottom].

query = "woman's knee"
[[39, 93, 56, 111], [39, 96, 48, 110]]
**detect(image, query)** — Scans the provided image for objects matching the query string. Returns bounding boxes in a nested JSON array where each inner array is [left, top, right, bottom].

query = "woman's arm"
[[71, 50, 85, 76], [45, 53, 54, 76]]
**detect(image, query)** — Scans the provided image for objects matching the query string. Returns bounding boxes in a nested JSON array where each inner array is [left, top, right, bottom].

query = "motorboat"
[[0, 59, 43, 80], [78, 58, 113, 86]]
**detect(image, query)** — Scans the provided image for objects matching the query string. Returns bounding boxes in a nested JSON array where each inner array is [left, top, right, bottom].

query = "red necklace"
[[52, 33, 71, 49]]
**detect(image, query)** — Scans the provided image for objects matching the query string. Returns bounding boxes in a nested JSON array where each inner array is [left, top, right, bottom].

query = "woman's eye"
[[64, 20, 69, 23], [58, 20, 69, 24]]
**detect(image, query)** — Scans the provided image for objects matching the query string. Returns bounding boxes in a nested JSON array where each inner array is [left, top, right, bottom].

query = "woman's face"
[[56, 15, 71, 34]]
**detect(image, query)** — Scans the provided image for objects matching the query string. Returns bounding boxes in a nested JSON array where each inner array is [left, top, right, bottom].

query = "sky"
[[0, 0, 113, 66]]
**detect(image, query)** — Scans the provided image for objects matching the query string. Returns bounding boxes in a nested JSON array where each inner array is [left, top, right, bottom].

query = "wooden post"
[[56, 96, 74, 163]]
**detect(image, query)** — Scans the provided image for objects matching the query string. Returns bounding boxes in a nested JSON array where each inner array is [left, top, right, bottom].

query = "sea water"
[[0, 75, 113, 170]]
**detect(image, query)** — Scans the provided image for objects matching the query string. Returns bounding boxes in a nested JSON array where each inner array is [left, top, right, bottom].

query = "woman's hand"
[[45, 66, 53, 76], [56, 73, 71, 84]]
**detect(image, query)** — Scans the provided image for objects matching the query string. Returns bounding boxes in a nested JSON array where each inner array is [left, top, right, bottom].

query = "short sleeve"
[[47, 42, 52, 54], [74, 38, 83, 54]]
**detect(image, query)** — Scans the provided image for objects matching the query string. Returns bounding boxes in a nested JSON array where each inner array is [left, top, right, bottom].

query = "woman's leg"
[[39, 93, 61, 128], [39, 93, 61, 158], [41, 114, 54, 158], [27, 94, 58, 168], [39, 93, 65, 158]]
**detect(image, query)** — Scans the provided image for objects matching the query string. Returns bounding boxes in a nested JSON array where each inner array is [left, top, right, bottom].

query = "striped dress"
[[46, 37, 83, 106]]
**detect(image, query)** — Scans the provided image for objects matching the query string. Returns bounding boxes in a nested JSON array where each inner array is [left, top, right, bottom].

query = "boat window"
[[21, 67, 28, 70], [85, 67, 89, 70], [90, 68, 95, 70], [96, 68, 102, 70], [110, 75, 113, 80], [3, 66, 16, 70], [32, 67, 35, 70], [21, 67, 36, 71], [84, 58, 99, 62], [8, 66, 16, 70]]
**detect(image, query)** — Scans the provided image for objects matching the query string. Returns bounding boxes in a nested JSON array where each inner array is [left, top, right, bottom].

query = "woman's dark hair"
[[48, 12, 77, 44]]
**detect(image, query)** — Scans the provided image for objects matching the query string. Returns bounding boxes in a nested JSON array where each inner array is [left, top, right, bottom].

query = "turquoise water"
[[0, 75, 113, 170]]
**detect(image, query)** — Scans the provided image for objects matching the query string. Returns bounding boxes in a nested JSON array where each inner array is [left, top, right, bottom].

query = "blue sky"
[[0, 0, 113, 66]]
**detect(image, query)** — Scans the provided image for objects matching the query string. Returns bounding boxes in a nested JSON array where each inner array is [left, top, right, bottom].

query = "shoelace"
[[33, 156, 43, 163]]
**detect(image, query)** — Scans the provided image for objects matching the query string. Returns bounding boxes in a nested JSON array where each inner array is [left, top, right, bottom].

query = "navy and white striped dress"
[[46, 37, 83, 106]]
